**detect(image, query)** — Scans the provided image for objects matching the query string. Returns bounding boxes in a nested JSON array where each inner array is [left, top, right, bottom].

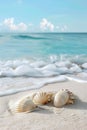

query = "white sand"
[[0, 81, 87, 130]]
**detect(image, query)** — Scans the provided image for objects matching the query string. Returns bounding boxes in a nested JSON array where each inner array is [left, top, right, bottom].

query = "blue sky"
[[0, 0, 87, 32]]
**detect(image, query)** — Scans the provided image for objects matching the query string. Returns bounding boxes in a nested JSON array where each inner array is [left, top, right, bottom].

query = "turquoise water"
[[0, 33, 87, 96], [0, 33, 87, 60]]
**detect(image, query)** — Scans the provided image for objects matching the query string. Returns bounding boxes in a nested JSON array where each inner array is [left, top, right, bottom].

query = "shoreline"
[[0, 75, 87, 97], [0, 81, 87, 130]]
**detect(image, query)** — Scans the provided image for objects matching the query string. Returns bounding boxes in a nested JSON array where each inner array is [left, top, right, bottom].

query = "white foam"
[[55, 61, 72, 68], [42, 70, 60, 77], [4, 59, 30, 68], [39, 64, 70, 75], [14, 65, 43, 77], [77, 72, 87, 79], [0, 59, 87, 78], [0, 76, 67, 96], [82, 63, 87, 69], [0, 74, 87, 96], [40, 64, 58, 71], [66, 76, 87, 83], [50, 55, 58, 63], [69, 64, 82, 73], [0, 67, 14, 77], [30, 61, 47, 68]]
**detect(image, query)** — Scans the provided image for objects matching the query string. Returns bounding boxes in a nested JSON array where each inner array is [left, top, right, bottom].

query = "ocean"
[[0, 33, 87, 60], [0, 33, 87, 96]]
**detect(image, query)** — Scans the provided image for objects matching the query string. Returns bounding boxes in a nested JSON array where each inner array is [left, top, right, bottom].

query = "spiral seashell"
[[53, 89, 75, 107], [33, 92, 54, 105], [8, 96, 37, 114]]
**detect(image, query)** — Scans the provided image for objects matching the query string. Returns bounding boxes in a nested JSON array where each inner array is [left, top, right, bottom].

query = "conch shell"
[[33, 92, 54, 105], [8, 96, 37, 114], [53, 89, 75, 107]]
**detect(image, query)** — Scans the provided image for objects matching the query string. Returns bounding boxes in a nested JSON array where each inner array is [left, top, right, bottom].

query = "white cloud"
[[17, 22, 27, 31], [40, 18, 54, 31], [1, 17, 68, 32], [4, 18, 14, 25], [3, 18, 27, 31]]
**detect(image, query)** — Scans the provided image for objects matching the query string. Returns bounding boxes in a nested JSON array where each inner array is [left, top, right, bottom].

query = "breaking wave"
[[0, 55, 87, 96]]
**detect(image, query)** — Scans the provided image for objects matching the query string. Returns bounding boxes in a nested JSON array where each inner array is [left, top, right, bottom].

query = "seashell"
[[8, 96, 37, 114], [33, 92, 54, 105], [53, 89, 75, 107]]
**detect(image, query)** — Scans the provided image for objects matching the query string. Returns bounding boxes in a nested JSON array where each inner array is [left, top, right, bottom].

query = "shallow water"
[[0, 33, 87, 96], [0, 33, 87, 60]]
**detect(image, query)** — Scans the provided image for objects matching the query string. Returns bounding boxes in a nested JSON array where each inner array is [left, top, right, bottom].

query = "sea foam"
[[0, 75, 87, 96], [0, 58, 87, 78], [0, 58, 87, 96]]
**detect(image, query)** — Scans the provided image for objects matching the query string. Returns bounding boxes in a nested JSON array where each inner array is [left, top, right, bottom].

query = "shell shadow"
[[65, 99, 87, 110], [34, 105, 53, 114]]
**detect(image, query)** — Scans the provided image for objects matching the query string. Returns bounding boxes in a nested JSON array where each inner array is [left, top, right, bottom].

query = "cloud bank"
[[1, 17, 68, 32], [3, 18, 27, 31], [40, 18, 54, 31]]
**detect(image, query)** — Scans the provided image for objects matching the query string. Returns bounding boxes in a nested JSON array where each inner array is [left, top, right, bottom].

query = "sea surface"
[[0, 33, 87, 96]]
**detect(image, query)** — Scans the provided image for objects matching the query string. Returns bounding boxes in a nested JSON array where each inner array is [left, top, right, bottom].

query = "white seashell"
[[53, 89, 75, 107], [33, 92, 54, 105], [8, 96, 37, 114]]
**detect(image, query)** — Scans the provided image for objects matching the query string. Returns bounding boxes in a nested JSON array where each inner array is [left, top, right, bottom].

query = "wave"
[[0, 55, 87, 96], [12, 34, 49, 40], [0, 55, 87, 78], [10, 33, 65, 41]]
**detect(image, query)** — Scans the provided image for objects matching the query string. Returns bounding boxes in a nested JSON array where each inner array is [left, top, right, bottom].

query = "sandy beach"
[[0, 81, 87, 130], [0, 0, 87, 129]]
